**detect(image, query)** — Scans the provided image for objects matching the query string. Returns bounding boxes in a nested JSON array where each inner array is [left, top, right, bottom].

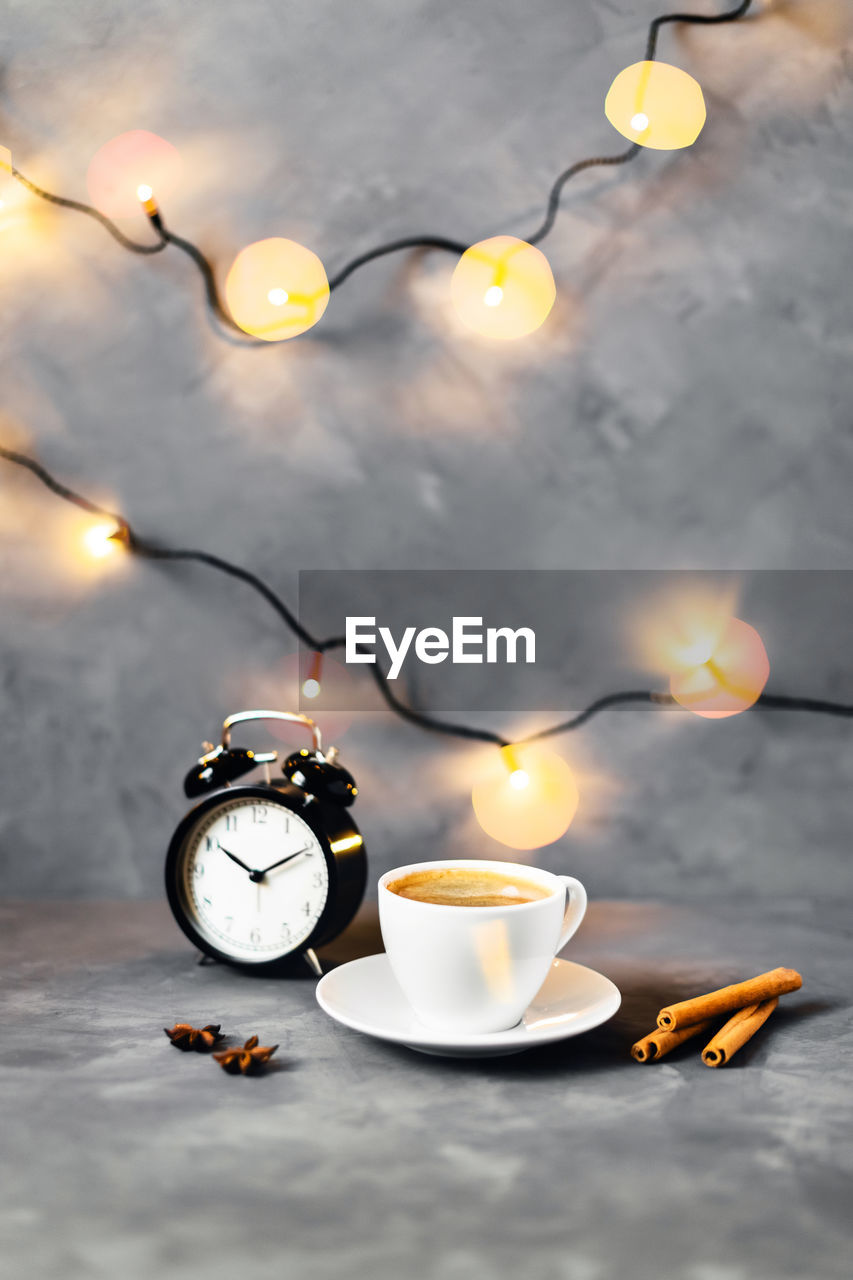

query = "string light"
[[605, 61, 706, 150], [225, 238, 330, 340], [5, 5, 757, 346], [2, 444, 853, 855], [670, 615, 770, 718], [472, 744, 580, 850], [450, 236, 556, 340]]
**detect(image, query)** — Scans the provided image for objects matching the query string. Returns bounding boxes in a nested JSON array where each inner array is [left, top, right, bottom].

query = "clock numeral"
[[194, 863, 205, 878], [302, 900, 312, 917], [250, 928, 261, 945], [224, 916, 233, 933], [205, 836, 214, 852], [311, 871, 324, 888], [252, 806, 268, 824], [280, 924, 292, 942], [225, 814, 238, 832]]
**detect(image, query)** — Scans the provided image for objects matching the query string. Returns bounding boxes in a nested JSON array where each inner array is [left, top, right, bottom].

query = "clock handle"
[[221, 709, 322, 754]]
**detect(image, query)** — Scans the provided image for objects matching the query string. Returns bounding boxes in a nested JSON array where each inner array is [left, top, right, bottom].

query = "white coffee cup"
[[378, 859, 587, 1034]]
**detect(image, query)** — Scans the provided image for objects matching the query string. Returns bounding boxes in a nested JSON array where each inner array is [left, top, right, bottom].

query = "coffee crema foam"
[[387, 867, 551, 908]]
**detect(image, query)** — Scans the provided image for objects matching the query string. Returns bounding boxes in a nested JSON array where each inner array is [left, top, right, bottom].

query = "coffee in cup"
[[387, 865, 551, 908], [379, 859, 587, 1035]]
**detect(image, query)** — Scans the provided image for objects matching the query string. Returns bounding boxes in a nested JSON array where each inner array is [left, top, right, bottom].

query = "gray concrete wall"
[[1, 0, 852, 902]]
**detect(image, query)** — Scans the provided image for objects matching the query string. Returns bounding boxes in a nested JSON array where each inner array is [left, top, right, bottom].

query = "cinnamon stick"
[[631, 1019, 713, 1063], [656, 967, 801, 1031], [701, 997, 778, 1067]]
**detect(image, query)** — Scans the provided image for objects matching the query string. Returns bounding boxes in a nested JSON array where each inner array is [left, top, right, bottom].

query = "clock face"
[[177, 795, 330, 961]]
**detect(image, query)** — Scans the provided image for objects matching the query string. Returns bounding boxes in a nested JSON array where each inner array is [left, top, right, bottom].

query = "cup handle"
[[555, 876, 587, 953]]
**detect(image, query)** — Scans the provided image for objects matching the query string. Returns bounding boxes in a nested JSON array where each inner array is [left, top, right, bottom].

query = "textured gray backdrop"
[[1, 0, 851, 903]]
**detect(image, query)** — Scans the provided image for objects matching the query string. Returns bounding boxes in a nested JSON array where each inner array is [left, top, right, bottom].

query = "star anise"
[[213, 1035, 278, 1074], [164, 1022, 225, 1052]]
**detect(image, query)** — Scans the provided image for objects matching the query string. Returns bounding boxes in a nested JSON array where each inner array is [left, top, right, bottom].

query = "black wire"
[[756, 693, 853, 719], [126, 534, 329, 652], [0, 445, 126, 519], [363, 662, 509, 747], [157, 224, 250, 335], [525, 146, 643, 247], [645, 0, 754, 62], [10, 1, 756, 318], [11, 167, 168, 255], [327, 236, 468, 292], [520, 691, 664, 741], [3, 444, 852, 753]]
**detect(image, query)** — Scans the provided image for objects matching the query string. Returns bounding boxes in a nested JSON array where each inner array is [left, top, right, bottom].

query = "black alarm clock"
[[165, 710, 366, 976]]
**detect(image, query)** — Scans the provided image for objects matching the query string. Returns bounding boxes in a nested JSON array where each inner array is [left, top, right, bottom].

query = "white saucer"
[[315, 954, 621, 1058]]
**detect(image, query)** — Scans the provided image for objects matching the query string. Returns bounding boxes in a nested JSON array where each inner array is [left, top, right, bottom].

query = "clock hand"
[[260, 846, 312, 875], [216, 842, 257, 877]]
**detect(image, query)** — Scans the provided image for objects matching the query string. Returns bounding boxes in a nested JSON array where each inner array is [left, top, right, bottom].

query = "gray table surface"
[[1, 897, 850, 1280]]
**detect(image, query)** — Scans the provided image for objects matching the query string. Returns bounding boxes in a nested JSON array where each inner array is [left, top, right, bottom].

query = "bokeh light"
[[87, 131, 181, 219], [82, 522, 124, 559], [472, 744, 579, 850], [450, 236, 556, 340], [605, 61, 706, 150], [225, 237, 330, 340], [669, 615, 769, 718]]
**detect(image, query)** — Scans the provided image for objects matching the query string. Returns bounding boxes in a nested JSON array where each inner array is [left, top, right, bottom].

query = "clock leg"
[[303, 948, 323, 978]]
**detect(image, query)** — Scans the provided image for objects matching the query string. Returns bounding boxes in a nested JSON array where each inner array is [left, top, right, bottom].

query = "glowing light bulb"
[[472, 745, 579, 850], [83, 523, 123, 559], [605, 61, 706, 150], [225, 238, 330, 341], [451, 236, 556, 340], [87, 131, 181, 218], [135, 182, 160, 221], [669, 616, 769, 719], [299, 652, 323, 704]]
